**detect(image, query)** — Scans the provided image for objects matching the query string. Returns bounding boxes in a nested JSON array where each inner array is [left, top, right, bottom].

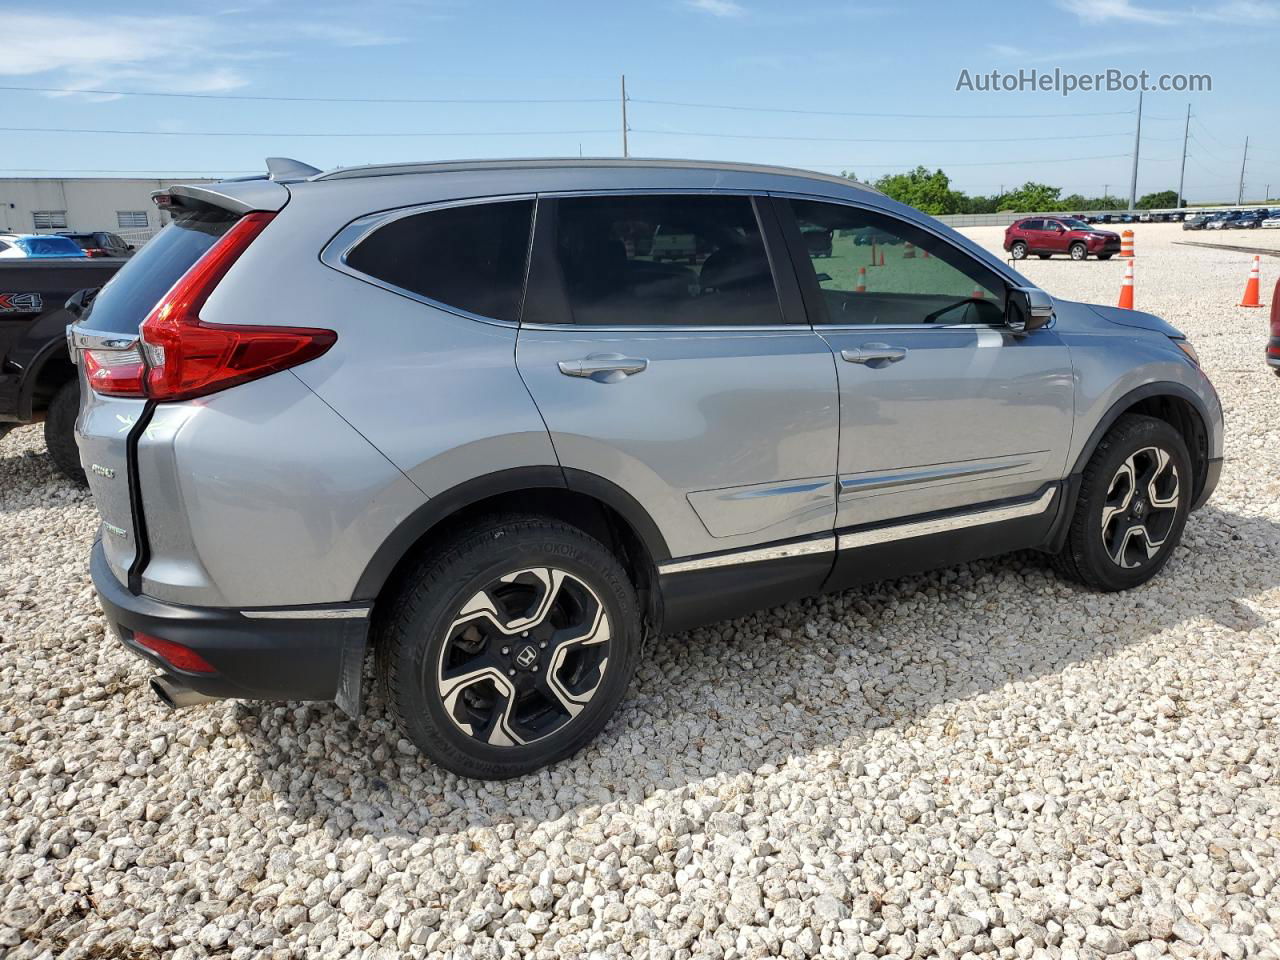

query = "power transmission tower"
[[1177, 103, 1190, 207], [1128, 90, 1143, 212], [1237, 137, 1249, 205], [621, 74, 629, 159]]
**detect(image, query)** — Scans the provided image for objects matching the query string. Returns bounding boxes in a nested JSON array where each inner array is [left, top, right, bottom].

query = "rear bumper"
[[92, 539, 369, 713]]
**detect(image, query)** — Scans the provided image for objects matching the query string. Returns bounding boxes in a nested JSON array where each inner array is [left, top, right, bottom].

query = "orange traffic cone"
[[1239, 255, 1264, 308], [903, 241, 916, 259], [879, 249, 886, 267], [855, 267, 867, 292], [1120, 230, 1135, 259], [1118, 259, 1134, 309], [971, 286, 985, 299]]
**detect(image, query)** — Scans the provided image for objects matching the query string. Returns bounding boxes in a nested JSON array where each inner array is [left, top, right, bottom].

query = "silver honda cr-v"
[[72, 157, 1223, 779]]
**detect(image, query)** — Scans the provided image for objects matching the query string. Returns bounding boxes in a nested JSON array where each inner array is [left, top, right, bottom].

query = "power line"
[[0, 84, 614, 105], [634, 128, 1136, 144], [0, 126, 616, 139], [631, 98, 1136, 120]]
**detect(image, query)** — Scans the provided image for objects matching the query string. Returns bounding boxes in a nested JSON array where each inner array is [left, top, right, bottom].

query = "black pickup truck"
[[0, 259, 126, 481]]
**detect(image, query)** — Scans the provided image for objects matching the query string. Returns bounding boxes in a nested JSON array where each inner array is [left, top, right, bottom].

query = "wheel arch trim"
[[351, 465, 671, 601], [1070, 380, 1214, 502]]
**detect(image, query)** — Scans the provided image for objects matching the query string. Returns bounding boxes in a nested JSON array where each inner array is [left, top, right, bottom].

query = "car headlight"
[[1174, 339, 1200, 366]]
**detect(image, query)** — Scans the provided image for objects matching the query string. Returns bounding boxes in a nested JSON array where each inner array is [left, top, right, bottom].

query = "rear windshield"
[[83, 208, 235, 335], [17, 236, 84, 257]]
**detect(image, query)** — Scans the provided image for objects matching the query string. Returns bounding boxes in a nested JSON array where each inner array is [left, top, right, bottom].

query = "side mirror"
[[65, 287, 100, 320], [1005, 285, 1054, 334]]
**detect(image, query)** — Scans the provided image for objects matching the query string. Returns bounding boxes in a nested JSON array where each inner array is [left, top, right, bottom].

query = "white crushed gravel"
[[1, 223, 1278, 959]]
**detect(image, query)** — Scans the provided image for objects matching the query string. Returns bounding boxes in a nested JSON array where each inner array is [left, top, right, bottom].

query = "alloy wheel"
[[1100, 446, 1181, 569], [434, 567, 612, 747]]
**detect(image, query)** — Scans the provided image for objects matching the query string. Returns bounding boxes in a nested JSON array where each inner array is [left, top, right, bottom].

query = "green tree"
[[999, 182, 1066, 212], [1136, 190, 1179, 209], [870, 166, 962, 216]]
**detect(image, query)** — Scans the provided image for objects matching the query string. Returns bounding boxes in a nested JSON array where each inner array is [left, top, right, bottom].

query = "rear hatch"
[[73, 206, 248, 586]]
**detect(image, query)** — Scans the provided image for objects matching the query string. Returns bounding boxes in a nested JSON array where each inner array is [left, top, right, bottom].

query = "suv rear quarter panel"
[[135, 372, 428, 607]]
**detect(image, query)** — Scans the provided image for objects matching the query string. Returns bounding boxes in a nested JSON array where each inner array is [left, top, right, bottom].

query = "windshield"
[[1060, 218, 1091, 230], [16, 236, 85, 257], [82, 208, 236, 335]]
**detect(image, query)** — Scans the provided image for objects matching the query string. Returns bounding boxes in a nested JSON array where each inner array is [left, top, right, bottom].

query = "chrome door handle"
[[557, 354, 649, 383], [841, 343, 907, 365]]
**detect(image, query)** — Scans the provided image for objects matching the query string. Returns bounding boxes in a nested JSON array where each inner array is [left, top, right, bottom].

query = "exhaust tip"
[[150, 674, 217, 710]]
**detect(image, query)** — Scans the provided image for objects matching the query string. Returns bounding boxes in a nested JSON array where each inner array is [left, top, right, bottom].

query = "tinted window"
[[788, 199, 1005, 326], [16, 236, 84, 257], [539, 194, 780, 327], [1021, 219, 1044, 231], [345, 200, 533, 322], [84, 208, 236, 335]]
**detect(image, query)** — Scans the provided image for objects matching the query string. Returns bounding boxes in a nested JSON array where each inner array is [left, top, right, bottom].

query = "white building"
[[0, 177, 214, 244]]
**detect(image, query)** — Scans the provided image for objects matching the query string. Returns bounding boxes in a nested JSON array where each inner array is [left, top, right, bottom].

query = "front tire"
[[1069, 242, 1088, 260], [45, 379, 86, 485], [1053, 415, 1192, 591], [378, 515, 641, 779]]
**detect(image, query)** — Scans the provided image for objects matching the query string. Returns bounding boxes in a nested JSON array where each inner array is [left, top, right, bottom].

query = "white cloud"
[[0, 8, 400, 95], [1059, 0, 1279, 23], [1058, 0, 1177, 24], [686, 0, 746, 17]]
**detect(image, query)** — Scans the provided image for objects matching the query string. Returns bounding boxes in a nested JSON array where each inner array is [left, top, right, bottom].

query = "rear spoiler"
[[152, 180, 290, 216]]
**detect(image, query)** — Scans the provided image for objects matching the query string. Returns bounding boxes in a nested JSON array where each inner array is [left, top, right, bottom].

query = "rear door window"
[[525, 194, 782, 327], [343, 199, 533, 322], [84, 208, 236, 335]]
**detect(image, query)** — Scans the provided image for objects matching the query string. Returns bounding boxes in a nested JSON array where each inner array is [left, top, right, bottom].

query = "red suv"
[[1004, 217, 1121, 261]]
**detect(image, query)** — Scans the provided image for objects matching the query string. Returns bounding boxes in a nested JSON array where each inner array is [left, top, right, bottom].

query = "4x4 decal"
[[0, 292, 43, 313]]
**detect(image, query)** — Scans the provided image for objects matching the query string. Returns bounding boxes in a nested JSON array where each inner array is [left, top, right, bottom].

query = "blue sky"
[[1, 0, 1277, 202]]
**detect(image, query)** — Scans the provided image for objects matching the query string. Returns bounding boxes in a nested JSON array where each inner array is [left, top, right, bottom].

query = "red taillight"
[[134, 632, 216, 674], [136, 211, 336, 402], [83, 345, 147, 397]]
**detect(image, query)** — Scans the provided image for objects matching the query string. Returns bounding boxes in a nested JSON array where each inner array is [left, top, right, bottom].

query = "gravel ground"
[[2, 223, 1278, 959]]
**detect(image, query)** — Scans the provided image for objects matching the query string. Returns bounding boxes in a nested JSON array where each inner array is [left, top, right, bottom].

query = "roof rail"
[[308, 156, 877, 193]]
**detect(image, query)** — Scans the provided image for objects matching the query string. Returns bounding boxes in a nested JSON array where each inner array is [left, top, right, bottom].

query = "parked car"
[[1206, 212, 1239, 230], [72, 157, 1223, 779], [0, 258, 125, 479], [1003, 216, 1121, 260], [1262, 211, 1280, 229], [1183, 214, 1210, 230], [1233, 211, 1265, 229], [58, 231, 135, 258], [802, 226, 833, 257], [0, 233, 87, 259]]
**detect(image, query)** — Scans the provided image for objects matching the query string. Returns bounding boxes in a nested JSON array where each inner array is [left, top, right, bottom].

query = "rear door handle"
[[557, 354, 649, 383], [841, 343, 907, 365]]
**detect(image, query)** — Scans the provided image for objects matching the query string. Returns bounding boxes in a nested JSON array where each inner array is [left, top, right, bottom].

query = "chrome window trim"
[[657, 487, 1057, 575], [319, 193, 537, 329], [518, 321, 807, 335]]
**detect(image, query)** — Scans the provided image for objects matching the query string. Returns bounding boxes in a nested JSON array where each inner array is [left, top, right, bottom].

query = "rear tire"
[[378, 515, 642, 779], [1053, 415, 1191, 591], [1010, 241, 1028, 260], [45, 380, 86, 485]]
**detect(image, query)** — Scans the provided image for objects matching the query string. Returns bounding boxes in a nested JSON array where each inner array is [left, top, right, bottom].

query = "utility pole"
[[1237, 136, 1249, 205], [1127, 89, 1143, 212], [620, 74, 629, 159], [1177, 103, 1190, 208]]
